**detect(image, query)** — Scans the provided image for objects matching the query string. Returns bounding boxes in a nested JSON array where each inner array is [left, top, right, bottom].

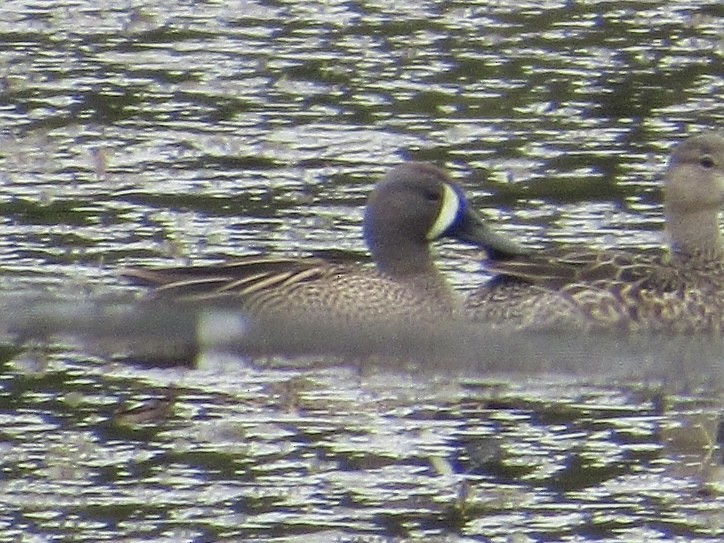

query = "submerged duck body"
[[465, 132, 724, 333], [123, 163, 524, 322]]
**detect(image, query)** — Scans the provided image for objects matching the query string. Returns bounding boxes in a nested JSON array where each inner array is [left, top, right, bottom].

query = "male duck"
[[122, 162, 525, 322]]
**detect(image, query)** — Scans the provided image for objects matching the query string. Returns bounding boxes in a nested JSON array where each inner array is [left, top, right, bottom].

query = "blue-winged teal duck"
[[122, 162, 525, 322], [465, 132, 724, 332]]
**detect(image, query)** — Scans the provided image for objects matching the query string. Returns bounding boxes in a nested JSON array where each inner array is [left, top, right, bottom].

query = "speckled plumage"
[[126, 255, 459, 321], [122, 162, 525, 322], [465, 132, 724, 332]]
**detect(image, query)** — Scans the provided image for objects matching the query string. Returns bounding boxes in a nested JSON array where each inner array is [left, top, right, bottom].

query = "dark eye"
[[424, 189, 441, 202], [700, 155, 715, 169]]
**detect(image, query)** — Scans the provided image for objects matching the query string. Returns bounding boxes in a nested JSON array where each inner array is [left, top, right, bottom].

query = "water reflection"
[[2, 342, 721, 541]]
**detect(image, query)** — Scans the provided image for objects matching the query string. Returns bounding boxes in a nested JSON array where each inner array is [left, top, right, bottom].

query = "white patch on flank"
[[426, 184, 460, 240]]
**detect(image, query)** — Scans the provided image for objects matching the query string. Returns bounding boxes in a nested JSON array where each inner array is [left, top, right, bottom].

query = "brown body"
[[465, 133, 724, 333]]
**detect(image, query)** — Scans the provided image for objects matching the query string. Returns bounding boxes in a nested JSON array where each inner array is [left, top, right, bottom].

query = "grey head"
[[664, 132, 724, 260], [363, 162, 526, 277]]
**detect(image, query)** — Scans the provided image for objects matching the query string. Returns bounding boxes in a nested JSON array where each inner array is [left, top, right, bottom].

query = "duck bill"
[[452, 208, 529, 259]]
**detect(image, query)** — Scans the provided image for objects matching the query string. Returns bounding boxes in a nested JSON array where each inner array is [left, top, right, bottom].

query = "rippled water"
[[1, 0, 723, 541]]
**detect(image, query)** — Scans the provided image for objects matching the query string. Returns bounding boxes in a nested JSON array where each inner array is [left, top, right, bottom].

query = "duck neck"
[[371, 237, 437, 278], [665, 205, 724, 261]]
